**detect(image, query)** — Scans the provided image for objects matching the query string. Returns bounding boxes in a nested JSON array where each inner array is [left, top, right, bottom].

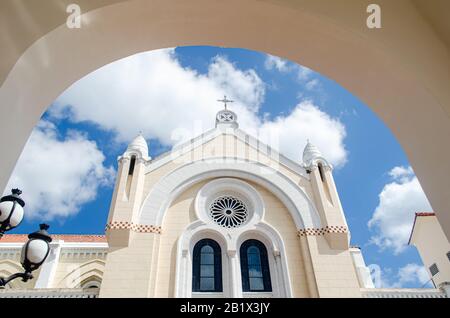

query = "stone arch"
[[139, 159, 322, 229], [175, 222, 231, 298], [235, 223, 293, 298], [0, 260, 24, 289], [1, 0, 449, 237], [56, 259, 105, 288]]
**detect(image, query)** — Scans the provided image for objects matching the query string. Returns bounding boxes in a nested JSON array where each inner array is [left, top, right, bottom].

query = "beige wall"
[[153, 178, 312, 297], [411, 215, 450, 286], [100, 232, 158, 297], [154, 181, 205, 297]]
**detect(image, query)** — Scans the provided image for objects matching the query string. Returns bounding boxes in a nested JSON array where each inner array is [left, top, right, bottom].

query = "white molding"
[[174, 219, 293, 298], [0, 288, 99, 298], [34, 242, 61, 288], [361, 288, 447, 298], [0, 241, 108, 249], [138, 159, 321, 229], [175, 222, 231, 298], [194, 178, 265, 227]]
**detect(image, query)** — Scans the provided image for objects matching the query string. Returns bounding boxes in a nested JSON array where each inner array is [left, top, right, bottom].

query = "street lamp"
[[0, 224, 52, 287], [0, 188, 25, 237]]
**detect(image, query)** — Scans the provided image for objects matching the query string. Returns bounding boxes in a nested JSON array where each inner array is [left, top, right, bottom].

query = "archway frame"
[[1, 0, 449, 237]]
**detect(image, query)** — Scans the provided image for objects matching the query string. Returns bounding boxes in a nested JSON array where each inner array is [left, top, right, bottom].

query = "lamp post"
[[0, 224, 52, 287], [0, 189, 52, 287], [0, 188, 25, 237]]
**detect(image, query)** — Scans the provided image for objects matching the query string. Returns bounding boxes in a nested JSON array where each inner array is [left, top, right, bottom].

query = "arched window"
[[128, 155, 136, 175], [240, 239, 272, 292], [192, 239, 223, 292]]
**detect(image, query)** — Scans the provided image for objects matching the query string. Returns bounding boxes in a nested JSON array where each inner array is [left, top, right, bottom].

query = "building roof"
[[0, 234, 106, 243], [415, 212, 435, 217], [408, 212, 436, 245]]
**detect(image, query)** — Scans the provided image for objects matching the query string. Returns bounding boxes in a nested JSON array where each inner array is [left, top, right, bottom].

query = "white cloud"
[[258, 101, 347, 168], [394, 263, 430, 288], [50, 50, 263, 145], [368, 166, 432, 254], [50, 49, 347, 166], [264, 54, 291, 73], [297, 65, 313, 81], [264, 54, 314, 82], [374, 264, 430, 288], [5, 120, 114, 220], [305, 79, 320, 91]]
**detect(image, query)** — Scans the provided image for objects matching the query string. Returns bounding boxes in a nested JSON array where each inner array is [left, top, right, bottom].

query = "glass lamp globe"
[[20, 224, 52, 272], [0, 189, 25, 235]]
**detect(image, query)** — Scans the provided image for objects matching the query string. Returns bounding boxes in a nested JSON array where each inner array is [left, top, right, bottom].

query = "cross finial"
[[217, 95, 233, 110]]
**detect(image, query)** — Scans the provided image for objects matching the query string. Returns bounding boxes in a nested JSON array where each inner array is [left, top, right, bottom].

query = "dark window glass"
[[429, 263, 439, 276], [447, 251, 450, 262], [192, 239, 222, 292], [128, 156, 136, 175], [318, 163, 325, 182], [240, 239, 272, 292]]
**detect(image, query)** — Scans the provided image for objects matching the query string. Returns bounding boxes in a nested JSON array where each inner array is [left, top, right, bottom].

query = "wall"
[[412, 216, 450, 286]]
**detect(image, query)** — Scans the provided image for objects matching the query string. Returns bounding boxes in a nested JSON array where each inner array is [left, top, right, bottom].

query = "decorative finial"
[[11, 188, 22, 196], [29, 223, 52, 242], [39, 224, 50, 231], [217, 95, 233, 110]]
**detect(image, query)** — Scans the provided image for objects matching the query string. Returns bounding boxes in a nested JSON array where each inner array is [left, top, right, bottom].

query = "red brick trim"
[[105, 221, 162, 234], [0, 234, 106, 243], [297, 225, 348, 237]]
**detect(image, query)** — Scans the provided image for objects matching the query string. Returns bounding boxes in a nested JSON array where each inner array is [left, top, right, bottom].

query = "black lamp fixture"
[[0, 189, 52, 287], [0, 224, 52, 287], [0, 188, 25, 237]]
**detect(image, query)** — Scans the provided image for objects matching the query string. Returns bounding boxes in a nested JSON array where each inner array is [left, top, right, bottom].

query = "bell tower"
[[106, 133, 150, 246], [302, 140, 349, 249]]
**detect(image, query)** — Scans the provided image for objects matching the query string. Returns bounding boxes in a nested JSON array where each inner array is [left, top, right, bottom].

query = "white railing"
[[361, 288, 447, 298], [0, 288, 99, 298]]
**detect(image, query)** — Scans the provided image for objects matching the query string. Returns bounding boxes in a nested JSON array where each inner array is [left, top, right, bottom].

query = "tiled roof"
[[0, 234, 106, 243], [415, 212, 435, 217]]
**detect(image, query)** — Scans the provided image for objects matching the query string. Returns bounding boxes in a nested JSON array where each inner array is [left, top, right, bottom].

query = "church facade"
[[99, 104, 372, 298], [1, 105, 448, 298]]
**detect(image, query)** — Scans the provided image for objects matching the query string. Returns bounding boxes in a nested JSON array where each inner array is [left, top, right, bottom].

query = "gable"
[[144, 128, 308, 180]]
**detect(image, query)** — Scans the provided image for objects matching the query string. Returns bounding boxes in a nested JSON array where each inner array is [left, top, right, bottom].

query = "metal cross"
[[217, 95, 233, 110]]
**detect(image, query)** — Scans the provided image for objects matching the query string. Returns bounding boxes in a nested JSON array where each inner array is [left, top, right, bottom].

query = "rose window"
[[209, 196, 248, 228]]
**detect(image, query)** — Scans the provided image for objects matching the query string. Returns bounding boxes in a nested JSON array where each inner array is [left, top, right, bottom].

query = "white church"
[[0, 102, 448, 298]]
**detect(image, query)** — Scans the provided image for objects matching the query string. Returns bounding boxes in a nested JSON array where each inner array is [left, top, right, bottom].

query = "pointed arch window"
[[240, 239, 272, 292], [192, 239, 223, 292]]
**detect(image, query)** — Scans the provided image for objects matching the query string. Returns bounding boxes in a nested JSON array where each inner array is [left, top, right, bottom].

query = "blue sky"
[[6, 46, 433, 288]]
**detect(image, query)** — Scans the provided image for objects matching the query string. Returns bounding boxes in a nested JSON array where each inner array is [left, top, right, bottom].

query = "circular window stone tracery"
[[209, 196, 248, 228]]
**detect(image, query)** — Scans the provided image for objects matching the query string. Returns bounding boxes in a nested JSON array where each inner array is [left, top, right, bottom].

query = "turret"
[[106, 133, 150, 246], [303, 140, 349, 249]]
